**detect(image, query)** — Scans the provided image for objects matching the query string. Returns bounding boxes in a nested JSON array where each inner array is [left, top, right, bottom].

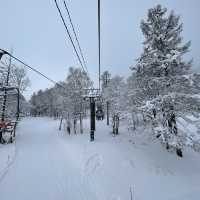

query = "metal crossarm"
[[82, 88, 101, 99]]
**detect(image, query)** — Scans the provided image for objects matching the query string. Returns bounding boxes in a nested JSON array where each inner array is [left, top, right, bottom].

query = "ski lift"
[[0, 86, 20, 144], [96, 108, 104, 120]]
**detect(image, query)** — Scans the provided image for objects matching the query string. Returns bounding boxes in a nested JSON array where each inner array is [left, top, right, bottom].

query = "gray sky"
[[0, 0, 200, 99]]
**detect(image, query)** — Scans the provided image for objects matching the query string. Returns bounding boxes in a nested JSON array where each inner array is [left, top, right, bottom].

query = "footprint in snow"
[[84, 153, 103, 176]]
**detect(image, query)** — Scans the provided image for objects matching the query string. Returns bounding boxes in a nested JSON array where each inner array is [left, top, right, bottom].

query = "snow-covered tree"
[[101, 71, 111, 90], [103, 76, 127, 116], [131, 5, 200, 156], [11, 65, 30, 93], [65, 67, 92, 113], [103, 76, 127, 133], [30, 67, 92, 133], [64, 67, 92, 133], [0, 56, 30, 120], [29, 85, 65, 118]]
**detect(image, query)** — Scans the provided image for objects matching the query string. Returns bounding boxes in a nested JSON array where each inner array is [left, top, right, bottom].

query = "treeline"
[[30, 67, 92, 119]]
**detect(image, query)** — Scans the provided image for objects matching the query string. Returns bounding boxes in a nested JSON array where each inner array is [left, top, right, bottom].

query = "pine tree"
[[132, 5, 200, 156]]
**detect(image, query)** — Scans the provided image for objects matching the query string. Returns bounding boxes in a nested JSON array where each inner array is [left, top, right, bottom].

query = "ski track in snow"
[[82, 153, 108, 200], [0, 145, 16, 182], [0, 117, 200, 200], [0, 128, 21, 183], [83, 153, 103, 177]]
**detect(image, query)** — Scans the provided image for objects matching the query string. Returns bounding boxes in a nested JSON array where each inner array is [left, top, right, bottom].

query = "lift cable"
[[63, 0, 88, 74], [54, 0, 87, 74], [0, 49, 65, 89]]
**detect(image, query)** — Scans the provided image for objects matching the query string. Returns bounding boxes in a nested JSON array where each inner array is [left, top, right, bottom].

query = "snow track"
[[84, 153, 103, 176], [0, 143, 16, 182], [0, 117, 199, 200], [0, 118, 90, 200]]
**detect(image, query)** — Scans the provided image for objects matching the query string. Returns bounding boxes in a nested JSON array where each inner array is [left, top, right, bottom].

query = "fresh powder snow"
[[0, 117, 199, 200]]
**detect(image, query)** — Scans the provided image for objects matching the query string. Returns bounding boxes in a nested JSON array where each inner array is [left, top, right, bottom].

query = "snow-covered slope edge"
[[0, 143, 16, 181]]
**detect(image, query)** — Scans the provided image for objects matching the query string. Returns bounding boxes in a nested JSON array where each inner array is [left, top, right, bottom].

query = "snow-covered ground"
[[0, 117, 200, 200], [0, 143, 16, 182]]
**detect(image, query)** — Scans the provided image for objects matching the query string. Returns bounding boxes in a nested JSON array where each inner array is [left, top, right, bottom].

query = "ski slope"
[[0, 117, 199, 200]]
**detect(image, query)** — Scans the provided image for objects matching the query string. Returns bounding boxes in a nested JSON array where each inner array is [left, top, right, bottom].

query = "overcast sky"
[[0, 0, 200, 99]]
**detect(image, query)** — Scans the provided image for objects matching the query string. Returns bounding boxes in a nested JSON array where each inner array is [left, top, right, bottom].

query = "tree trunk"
[[59, 117, 63, 131], [80, 113, 83, 134], [132, 113, 136, 130], [74, 119, 77, 134], [176, 148, 183, 157]]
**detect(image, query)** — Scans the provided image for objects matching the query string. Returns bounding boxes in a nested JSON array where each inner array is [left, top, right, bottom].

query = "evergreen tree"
[[131, 5, 200, 156]]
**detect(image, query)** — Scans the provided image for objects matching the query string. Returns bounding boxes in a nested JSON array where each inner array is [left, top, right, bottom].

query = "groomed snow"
[[0, 117, 199, 200]]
